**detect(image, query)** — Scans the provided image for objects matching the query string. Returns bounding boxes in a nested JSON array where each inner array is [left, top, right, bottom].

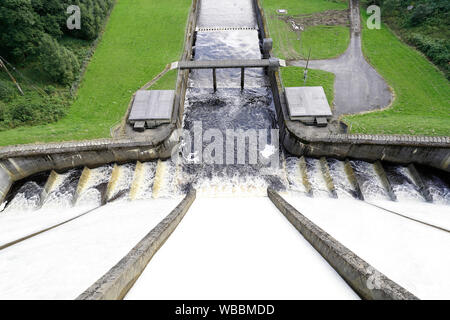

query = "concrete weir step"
[[298, 157, 313, 197], [129, 161, 145, 201], [374, 161, 398, 202], [407, 164, 433, 203], [73, 167, 92, 206], [344, 160, 365, 201], [104, 163, 136, 203], [39, 170, 60, 207], [320, 158, 338, 198]]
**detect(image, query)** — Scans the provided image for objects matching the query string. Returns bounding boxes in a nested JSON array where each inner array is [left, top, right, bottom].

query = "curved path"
[[289, 0, 392, 115]]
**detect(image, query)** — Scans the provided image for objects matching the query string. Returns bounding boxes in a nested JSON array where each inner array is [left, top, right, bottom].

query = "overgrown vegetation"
[[0, 0, 190, 146], [362, 0, 449, 79], [0, 0, 115, 132]]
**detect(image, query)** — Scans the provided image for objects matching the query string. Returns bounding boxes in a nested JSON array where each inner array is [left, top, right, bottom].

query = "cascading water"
[[177, 0, 286, 197], [383, 164, 424, 202], [105, 163, 136, 202], [327, 158, 358, 199], [41, 169, 83, 209], [4, 181, 45, 213], [420, 168, 450, 205], [350, 160, 390, 201], [304, 158, 330, 198], [74, 165, 113, 206]]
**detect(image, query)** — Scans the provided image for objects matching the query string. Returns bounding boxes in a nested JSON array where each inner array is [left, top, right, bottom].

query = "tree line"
[[0, 0, 115, 84], [363, 0, 449, 79]]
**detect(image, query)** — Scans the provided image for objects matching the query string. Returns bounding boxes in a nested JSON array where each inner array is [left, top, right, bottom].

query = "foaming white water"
[[197, 0, 257, 28], [4, 181, 44, 214], [0, 205, 96, 247], [41, 169, 81, 209], [384, 165, 424, 202], [75, 165, 113, 206], [105, 163, 136, 202], [130, 161, 157, 200], [152, 160, 182, 199], [0, 198, 181, 299], [423, 174, 450, 205], [126, 197, 358, 300], [350, 160, 390, 201], [369, 199, 450, 231], [305, 158, 330, 198], [194, 175, 268, 198], [189, 30, 267, 89], [285, 157, 307, 195], [283, 194, 450, 299], [327, 159, 357, 199]]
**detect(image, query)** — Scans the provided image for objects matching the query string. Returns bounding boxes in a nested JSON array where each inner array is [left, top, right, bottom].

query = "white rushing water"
[[0, 198, 181, 300], [41, 169, 82, 209], [125, 197, 359, 300], [283, 194, 450, 300]]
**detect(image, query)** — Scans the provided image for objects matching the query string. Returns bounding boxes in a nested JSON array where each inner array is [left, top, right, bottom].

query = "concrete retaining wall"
[[0, 137, 178, 204], [172, 0, 199, 130], [77, 189, 196, 300], [267, 189, 418, 300]]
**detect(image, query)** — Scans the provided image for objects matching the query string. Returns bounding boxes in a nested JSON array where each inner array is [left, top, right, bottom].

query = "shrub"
[[0, 102, 6, 122], [0, 93, 68, 129], [407, 33, 450, 78], [0, 80, 16, 102], [37, 34, 80, 85]]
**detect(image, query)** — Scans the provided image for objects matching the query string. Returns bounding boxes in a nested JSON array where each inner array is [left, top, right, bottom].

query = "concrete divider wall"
[[77, 189, 196, 300], [254, 0, 450, 172], [267, 189, 418, 300], [172, 0, 200, 130]]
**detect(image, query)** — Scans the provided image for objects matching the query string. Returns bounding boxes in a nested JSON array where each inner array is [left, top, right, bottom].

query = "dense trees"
[[38, 34, 80, 85], [0, 0, 114, 79], [0, 0, 115, 130], [362, 0, 449, 78]]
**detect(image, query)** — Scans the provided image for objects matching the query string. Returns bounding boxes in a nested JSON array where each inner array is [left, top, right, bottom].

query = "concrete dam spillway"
[[0, 0, 449, 300]]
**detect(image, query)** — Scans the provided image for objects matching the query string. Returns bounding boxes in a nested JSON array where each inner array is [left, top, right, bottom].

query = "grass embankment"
[[281, 67, 335, 106], [343, 12, 450, 136], [262, 0, 349, 60], [0, 0, 190, 146]]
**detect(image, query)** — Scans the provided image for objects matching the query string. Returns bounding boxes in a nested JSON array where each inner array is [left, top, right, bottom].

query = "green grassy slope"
[[262, 0, 349, 60], [0, 0, 190, 146], [343, 12, 450, 136]]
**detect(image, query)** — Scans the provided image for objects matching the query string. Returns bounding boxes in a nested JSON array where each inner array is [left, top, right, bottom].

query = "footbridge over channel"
[[171, 57, 285, 91]]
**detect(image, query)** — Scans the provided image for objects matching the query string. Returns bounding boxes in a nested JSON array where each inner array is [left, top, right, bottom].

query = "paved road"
[[289, 0, 392, 115]]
